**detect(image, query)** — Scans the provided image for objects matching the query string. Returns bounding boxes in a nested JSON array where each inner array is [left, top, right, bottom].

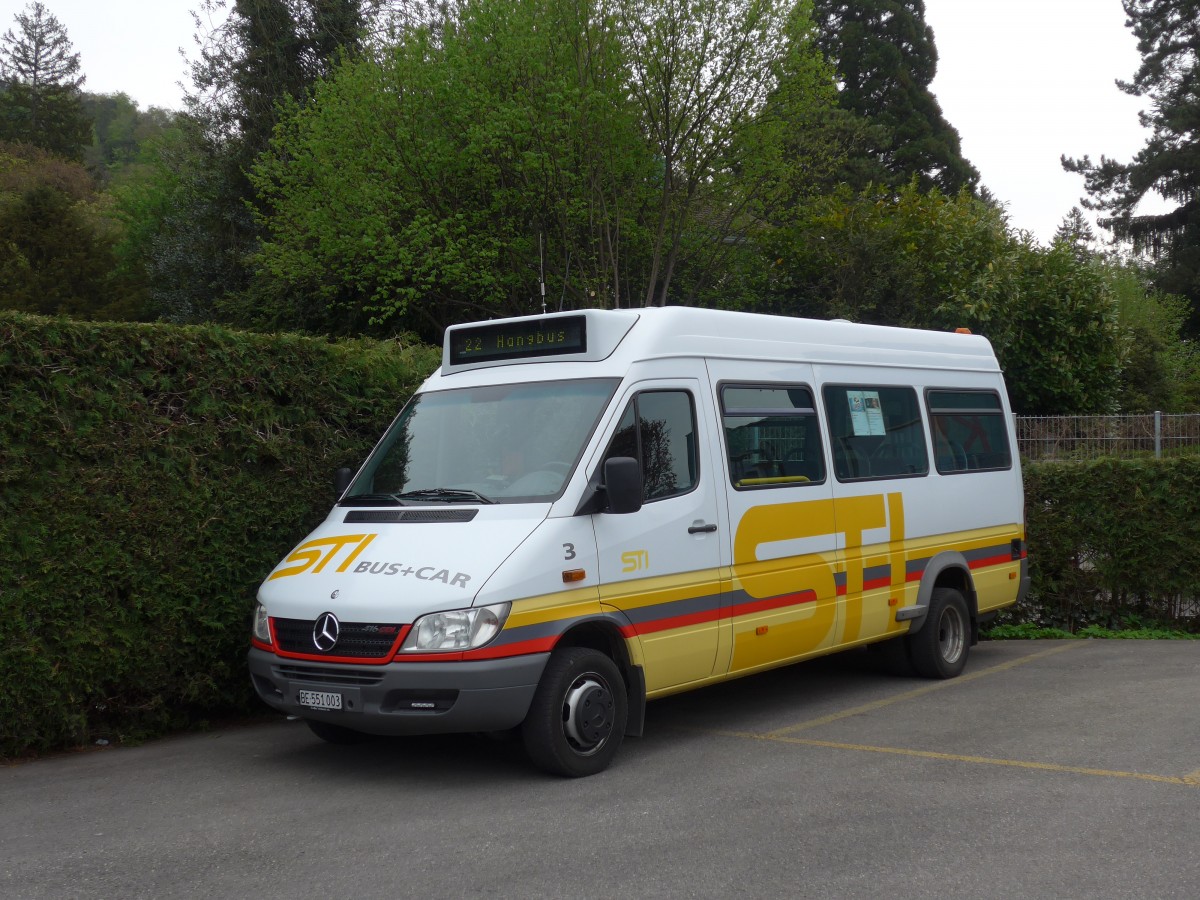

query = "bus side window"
[[602, 391, 699, 501], [926, 389, 1012, 474], [720, 384, 825, 489], [822, 385, 928, 481]]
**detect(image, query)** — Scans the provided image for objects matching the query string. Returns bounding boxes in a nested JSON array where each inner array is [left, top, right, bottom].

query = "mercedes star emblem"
[[312, 611, 340, 652]]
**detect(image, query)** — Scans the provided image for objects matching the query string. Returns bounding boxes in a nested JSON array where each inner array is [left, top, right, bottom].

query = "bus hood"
[[255, 505, 549, 622]]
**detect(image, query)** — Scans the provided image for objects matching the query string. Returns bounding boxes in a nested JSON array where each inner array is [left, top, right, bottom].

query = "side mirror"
[[603, 457, 643, 515], [333, 467, 354, 498]]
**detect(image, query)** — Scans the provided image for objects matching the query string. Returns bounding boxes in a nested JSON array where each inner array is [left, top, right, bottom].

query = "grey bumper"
[[247, 647, 549, 736]]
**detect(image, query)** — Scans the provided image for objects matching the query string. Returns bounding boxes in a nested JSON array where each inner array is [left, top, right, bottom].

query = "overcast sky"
[[0, 0, 1164, 244]]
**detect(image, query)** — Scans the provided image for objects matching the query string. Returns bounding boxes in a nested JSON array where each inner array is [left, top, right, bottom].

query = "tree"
[[247, 0, 840, 334], [1062, 0, 1200, 330], [758, 183, 1123, 414], [758, 181, 1009, 326], [187, 0, 370, 154], [810, 0, 978, 193], [617, 0, 837, 306], [0, 2, 90, 157], [1053, 206, 1097, 261], [1104, 259, 1200, 411], [82, 92, 177, 178], [144, 0, 369, 322], [0, 142, 146, 319], [250, 0, 658, 335]]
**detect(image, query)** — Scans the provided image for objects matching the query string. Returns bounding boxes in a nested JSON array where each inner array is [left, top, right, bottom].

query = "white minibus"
[[248, 307, 1028, 776]]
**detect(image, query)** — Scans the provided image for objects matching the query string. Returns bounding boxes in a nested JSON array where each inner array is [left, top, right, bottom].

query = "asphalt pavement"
[[2, 640, 1198, 899]]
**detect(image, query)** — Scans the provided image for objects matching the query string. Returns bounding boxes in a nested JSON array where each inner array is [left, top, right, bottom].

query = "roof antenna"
[[539, 232, 547, 315], [558, 251, 571, 312]]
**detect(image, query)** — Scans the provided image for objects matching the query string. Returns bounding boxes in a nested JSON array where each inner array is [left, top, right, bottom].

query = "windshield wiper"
[[395, 488, 494, 504]]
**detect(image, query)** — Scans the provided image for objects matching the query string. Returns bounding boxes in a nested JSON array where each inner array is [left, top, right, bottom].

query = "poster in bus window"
[[847, 390, 885, 436]]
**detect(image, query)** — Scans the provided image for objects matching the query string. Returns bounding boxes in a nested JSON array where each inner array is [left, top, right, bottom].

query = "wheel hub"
[[563, 675, 615, 753], [938, 607, 966, 664]]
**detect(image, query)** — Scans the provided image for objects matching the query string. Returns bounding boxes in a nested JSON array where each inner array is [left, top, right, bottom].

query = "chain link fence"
[[1016, 413, 1200, 461]]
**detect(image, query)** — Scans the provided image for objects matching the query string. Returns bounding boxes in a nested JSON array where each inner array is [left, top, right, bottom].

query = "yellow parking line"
[[767, 641, 1083, 738], [674, 642, 1193, 788], [699, 728, 1198, 787]]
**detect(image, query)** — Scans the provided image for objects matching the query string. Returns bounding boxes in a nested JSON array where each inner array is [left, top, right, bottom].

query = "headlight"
[[401, 603, 511, 652], [253, 602, 272, 644]]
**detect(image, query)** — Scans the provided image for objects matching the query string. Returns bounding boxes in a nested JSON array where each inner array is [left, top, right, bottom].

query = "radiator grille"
[[272, 618, 403, 659]]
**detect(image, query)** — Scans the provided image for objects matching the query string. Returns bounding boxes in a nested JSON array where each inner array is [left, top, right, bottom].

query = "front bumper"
[[247, 647, 549, 736]]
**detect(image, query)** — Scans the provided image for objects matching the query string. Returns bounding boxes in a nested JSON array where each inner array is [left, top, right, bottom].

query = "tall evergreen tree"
[[811, 0, 978, 193], [149, 0, 369, 321], [1054, 206, 1097, 261], [189, 0, 368, 154], [0, 2, 90, 158], [1062, 0, 1200, 330]]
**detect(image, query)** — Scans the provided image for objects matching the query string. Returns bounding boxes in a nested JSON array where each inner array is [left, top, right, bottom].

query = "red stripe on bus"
[[633, 606, 723, 635], [969, 553, 1013, 570], [730, 590, 819, 618]]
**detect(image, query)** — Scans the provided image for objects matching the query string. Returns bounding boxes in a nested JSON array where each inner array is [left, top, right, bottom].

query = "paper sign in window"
[[847, 390, 885, 436]]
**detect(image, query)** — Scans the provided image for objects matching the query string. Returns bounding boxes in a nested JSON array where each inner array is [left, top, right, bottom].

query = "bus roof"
[[441, 306, 1000, 376]]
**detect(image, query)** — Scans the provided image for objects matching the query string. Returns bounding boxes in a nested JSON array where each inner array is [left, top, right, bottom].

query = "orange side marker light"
[[563, 569, 587, 583]]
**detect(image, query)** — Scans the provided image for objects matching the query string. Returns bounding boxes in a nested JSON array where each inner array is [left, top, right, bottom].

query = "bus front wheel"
[[522, 646, 628, 777]]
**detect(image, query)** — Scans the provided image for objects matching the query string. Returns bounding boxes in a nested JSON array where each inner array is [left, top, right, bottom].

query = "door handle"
[[688, 523, 718, 534]]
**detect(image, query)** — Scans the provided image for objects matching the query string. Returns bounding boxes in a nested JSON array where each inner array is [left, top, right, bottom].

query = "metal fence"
[[1015, 412, 1200, 461]]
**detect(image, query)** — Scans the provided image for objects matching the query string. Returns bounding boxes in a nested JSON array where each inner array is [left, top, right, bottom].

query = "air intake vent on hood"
[[343, 509, 478, 524]]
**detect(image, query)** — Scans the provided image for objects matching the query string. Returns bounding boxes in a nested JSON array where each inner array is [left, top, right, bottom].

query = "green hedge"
[[1019, 458, 1200, 631], [0, 313, 440, 758]]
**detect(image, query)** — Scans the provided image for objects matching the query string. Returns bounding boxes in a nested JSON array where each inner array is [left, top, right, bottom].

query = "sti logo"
[[267, 534, 378, 580]]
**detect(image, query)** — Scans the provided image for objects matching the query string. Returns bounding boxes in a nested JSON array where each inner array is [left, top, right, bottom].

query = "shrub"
[[0, 312, 439, 757], [1013, 458, 1200, 632]]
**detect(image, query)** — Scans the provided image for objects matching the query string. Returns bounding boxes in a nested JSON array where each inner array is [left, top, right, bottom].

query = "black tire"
[[906, 587, 970, 679], [305, 718, 375, 745], [522, 647, 628, 777]]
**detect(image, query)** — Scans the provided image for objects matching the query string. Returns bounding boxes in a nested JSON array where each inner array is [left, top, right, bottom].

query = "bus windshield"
[[342, 378, 619, 505]]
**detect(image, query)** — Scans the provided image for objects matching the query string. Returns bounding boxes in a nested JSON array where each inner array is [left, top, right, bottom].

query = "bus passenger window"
[[926, 390, 1012, 473], [721, 384, 825, 489], [822, 385, 928, 481]]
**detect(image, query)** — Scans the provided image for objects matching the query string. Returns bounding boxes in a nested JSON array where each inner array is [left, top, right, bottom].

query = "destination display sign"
[[448, 316, 587, 365]]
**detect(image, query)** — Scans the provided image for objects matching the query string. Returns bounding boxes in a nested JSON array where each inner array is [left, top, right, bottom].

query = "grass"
[[984, 622, 1199, 640]]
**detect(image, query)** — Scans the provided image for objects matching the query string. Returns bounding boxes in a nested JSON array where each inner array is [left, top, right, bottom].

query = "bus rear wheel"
[[522, 646, 627, 777], [907, 587, 970, 679]]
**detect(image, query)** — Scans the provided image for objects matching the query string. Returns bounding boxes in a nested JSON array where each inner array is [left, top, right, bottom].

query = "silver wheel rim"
[[938, 605, 966, 665], [562, 673, 614, 756]]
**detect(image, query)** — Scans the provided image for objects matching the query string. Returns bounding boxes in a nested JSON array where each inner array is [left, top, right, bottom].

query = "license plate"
[[297, 690, 342, 711]]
